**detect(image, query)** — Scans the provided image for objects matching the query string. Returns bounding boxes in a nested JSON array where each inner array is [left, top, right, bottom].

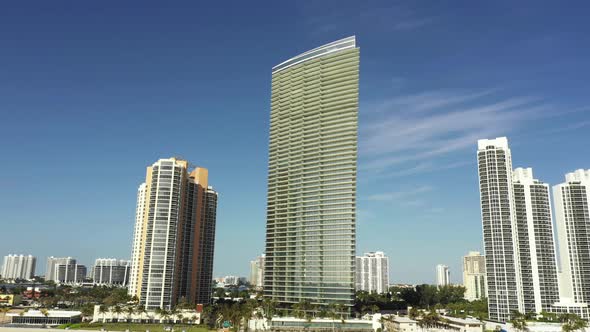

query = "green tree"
[[98, 305, 108, 326], [293, 300, 316, 321], [201, 304, 216, 328], [136, 304, 147, 323], [509, 311, 529, 332], [169, 307, 179, 324], [262, 298, 277, 320], [80, 303, 94, 321], [111, 305, 123, 323], [416, 285, 439, 308], [539, 311, 558, 322], [560, 313, 588, 332], [214, 288, 226, 298], [240, 300, 256, 331], [0, 307, 11, 322], [125, 306, 135, 322]]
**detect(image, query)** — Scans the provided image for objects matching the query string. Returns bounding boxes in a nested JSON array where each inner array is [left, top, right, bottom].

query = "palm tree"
[[370, 305, 379, 315], [0, 307, 10, 322], [136, 305, 147, 323], [111, 305, 123, 323], [98, 305, 107, 326], [169, 307, 179, 325], [154, 307, 163, 324], [327, 303, 339, 332], [125, 305, 135, 323], [293, 300, 315, 322], [509, 311, 529, 332], [158, 308, 170, 325], [560, 313, 588, 332], [40, 308, 49, 328], [293, 301, 306, 319], [418, 310, 442, 329], [262, 298, 277, 320], [241, 300, 256, 331]]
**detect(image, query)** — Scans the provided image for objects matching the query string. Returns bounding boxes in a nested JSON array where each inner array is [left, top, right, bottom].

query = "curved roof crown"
[[272, 36, 356, 73]]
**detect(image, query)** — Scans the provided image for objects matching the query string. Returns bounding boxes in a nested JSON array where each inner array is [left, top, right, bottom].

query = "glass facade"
[[264, 36, 359, 308]]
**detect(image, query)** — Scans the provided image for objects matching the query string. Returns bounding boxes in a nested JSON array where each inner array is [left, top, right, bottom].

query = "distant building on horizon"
[[218, 275, 243, 286], [56, 263, 87, 284], [462, 251, 486, 301], [129, 157, 218, 309], [46, 257, 77, 282], [250, 254, 265, 289], [92, 258, 130, 286], [1, 254, 36, 280], [436, 264, 450, 287], [264, 36, 360, 309], [356, 251, 389, 294]]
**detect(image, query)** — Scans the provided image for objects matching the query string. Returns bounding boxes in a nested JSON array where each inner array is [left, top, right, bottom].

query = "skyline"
[[1, 1, 590, 284]]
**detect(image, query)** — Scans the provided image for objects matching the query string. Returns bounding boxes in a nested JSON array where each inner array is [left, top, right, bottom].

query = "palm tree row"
[[510, 311, 588, 332]]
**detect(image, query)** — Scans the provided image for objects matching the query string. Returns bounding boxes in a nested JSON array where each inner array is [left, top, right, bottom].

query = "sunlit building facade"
[[477, 137, 523, 321], [129, 158, 218, 309], [554, 169, 590, 305], [463, 251, 487, 301], [512, 167, 560, 313], [264, 36, 360, 308], [356, 252, 389, 294], [1, 254, 36, 280]]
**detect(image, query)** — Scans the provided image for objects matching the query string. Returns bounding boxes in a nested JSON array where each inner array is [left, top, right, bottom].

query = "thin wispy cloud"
[[375, 160, 473, 179], [302, 3, 433, 36], [547, 119, 590, 134], [366, 185, 434, 202], [359, 89, 564, 176]]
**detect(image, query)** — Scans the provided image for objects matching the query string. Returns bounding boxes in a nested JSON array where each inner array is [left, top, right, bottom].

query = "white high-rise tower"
[[463, 251, 487, 301], [512, 167, 560, 313], [554, 169, 590, 305], [356, 252, 389, 294], [477, 137, 524, 321], [1, 254, 36, 280], [129, 183, 147, 298], [436, 264, 450, 286]]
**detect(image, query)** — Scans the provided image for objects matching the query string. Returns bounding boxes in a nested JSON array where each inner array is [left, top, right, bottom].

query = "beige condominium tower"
[[129, 157, 218, 309], [264, 36, 360, 309]]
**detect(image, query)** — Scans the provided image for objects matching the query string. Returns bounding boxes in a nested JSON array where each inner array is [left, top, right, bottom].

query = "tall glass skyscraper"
[[264, 36, 360, 308]]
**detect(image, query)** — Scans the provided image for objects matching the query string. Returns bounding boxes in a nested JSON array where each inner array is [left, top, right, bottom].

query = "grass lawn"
[[58, 322, 213, 332]]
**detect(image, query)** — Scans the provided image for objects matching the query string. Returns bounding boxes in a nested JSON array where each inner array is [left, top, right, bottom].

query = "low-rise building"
[[383, 316, 417, 332], [7, 310, 81, 326], [92, 305, 200, 324], [444, 316, 483, 332], [270, 316, 379, 332], [0, 294, 21, 306]]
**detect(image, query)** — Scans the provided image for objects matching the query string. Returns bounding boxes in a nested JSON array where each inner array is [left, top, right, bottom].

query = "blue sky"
[[0, 1, 589, 284]]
